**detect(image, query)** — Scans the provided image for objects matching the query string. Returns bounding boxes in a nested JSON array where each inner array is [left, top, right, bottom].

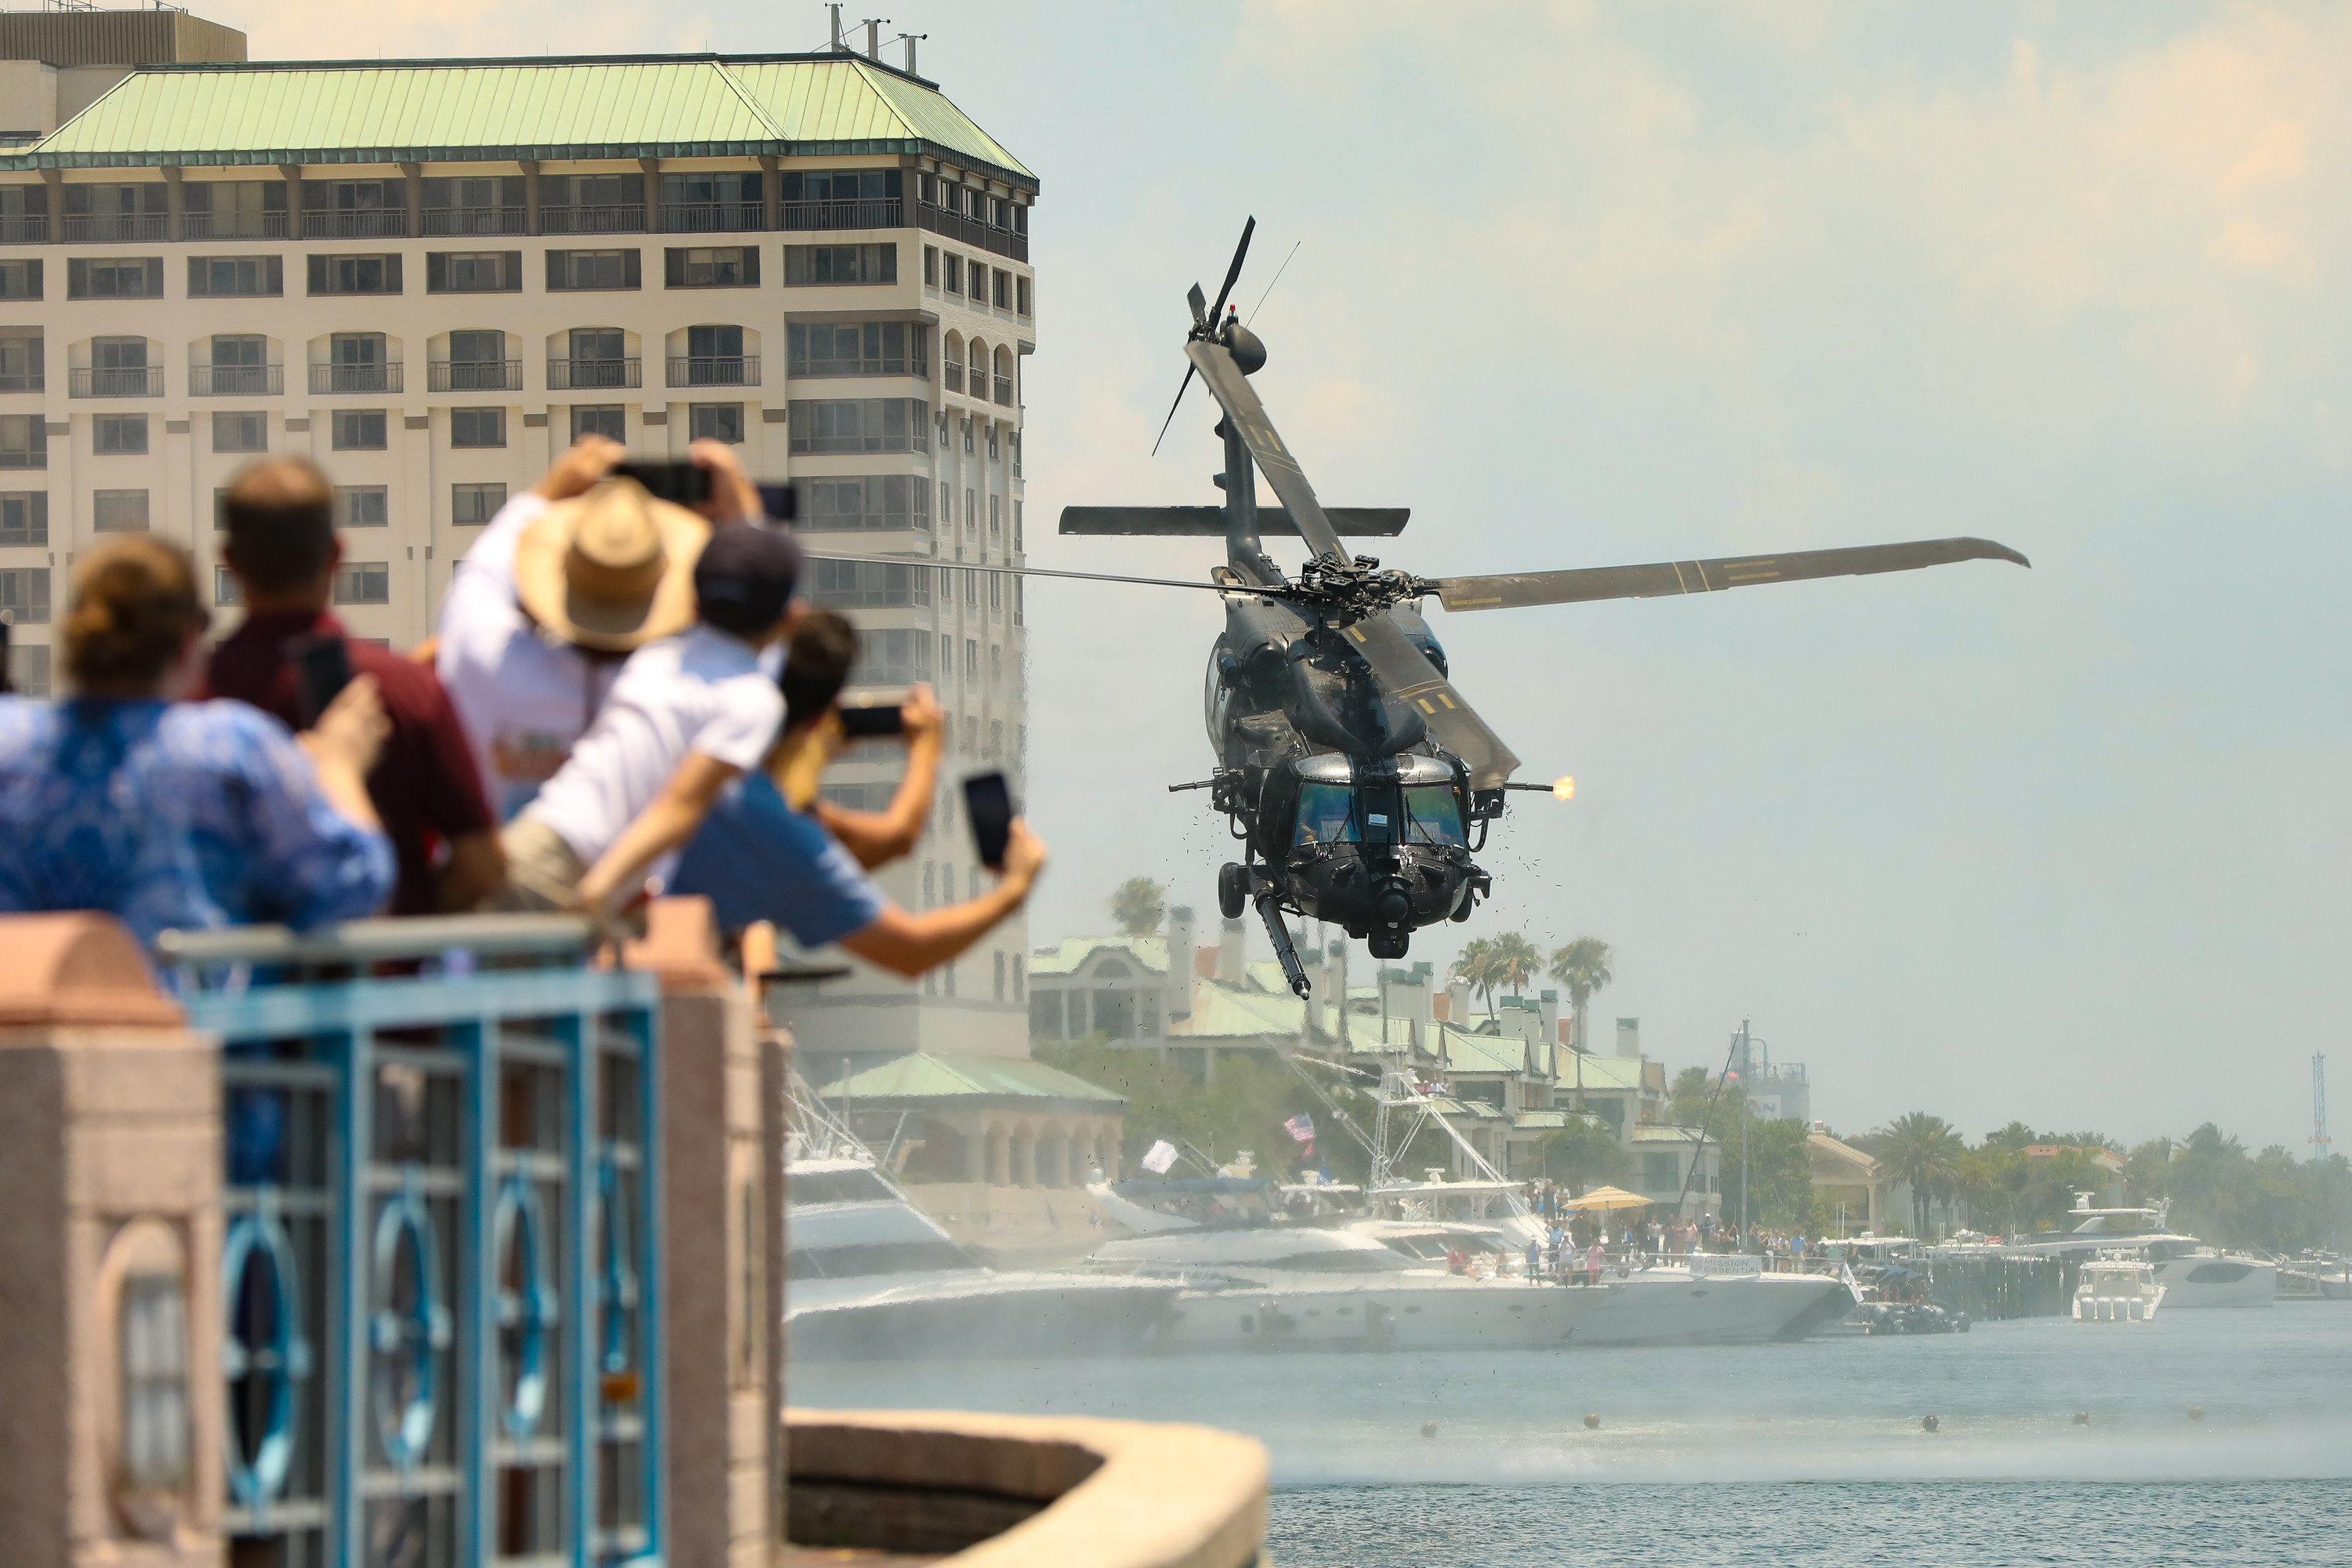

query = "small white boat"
[[2073, 1254, 2165, 1322]]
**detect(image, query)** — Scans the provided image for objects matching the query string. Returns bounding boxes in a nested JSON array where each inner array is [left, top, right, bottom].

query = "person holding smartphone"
[[669, 610, 1047, 977]]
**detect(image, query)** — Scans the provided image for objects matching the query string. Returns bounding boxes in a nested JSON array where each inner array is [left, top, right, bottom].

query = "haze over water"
[[795, 1305, 2352, 1565]]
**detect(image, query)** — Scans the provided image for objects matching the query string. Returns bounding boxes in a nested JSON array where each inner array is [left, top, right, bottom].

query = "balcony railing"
[[942, 362, 963, 393], [190, 364, 283, 397], [539, 203, 647, 235], [308, 361, 404, 394], [994, 374, 1015, 406], [667, 355, 759, 388], [0, 215, 50, 244], [660, 201, 766, 233], [69, 365, 163, 397], [429, 358, 522, 393], [300, 209, 408, 238], [421, 205, 526, 236], [780, 198, 903, 231], [548, 357, 641, 390], [0, 448, 44, 469], [182, 212, 289, 240], [0, 369, 42, 393], [916, 201, 1027, 261], [61, 213, 169, 243]]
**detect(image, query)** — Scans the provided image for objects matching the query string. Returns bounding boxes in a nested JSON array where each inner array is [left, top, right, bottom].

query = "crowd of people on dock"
[[0, 441, 1040, 982]]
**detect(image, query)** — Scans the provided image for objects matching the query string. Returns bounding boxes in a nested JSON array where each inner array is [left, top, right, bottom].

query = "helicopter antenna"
[[1245, 239, 1301, 326]]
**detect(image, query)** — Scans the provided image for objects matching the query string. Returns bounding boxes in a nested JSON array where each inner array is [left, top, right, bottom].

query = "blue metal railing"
[[159, 914, 664, 1568]]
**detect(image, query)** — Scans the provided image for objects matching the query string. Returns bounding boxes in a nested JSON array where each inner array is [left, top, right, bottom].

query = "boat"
[[784, 1083, 1178, 1361], [2074, 1252, 2165, 1322], [1949, 1196, 2275, 1308]]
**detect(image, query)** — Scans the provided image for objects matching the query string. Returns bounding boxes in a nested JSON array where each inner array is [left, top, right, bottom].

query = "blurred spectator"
[[503, 494, 797, 912], [201, 459, 502, 913], [671, 610, 1045, 977], [0, 537, 392, 944]]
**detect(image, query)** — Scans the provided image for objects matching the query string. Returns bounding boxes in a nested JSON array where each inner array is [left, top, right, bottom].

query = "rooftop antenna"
[[896, 31, 927, 74], [827, 3, 847, 52], [863, 16, 888, 60], [2315, 1054, 2331, 1164]]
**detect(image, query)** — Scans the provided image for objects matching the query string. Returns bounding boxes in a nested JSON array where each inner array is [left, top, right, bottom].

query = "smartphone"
[[287, 633, 354, 728], [0, 614, 11, 695], [614, 460, 713, 506], [755, 483, 800, 523], [963, 771, 1015, 871], [837, 691, 908, 739]]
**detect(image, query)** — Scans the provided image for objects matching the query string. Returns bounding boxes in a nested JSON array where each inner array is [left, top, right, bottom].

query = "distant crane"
[[2314, 1054, 2331, 1164]]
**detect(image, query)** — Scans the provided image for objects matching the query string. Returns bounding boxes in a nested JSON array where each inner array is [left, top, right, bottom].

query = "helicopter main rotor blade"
[[1345, 612, 1524, 789], [799, 550, 1279, 600], [1208, 216, 1257, 320], [1185, 339, 1350, 561], [1432, 536, 2031, 613]]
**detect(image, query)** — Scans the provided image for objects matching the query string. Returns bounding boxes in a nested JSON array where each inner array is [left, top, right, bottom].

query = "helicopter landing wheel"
[[1218, 862, 1250, 920]]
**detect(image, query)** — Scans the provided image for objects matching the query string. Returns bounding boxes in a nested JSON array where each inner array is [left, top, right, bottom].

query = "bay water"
[[791, 1302, 2352, 1565]]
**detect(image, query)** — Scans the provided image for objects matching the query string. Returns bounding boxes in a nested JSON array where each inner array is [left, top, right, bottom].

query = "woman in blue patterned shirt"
[[0, 537, 395, 945]]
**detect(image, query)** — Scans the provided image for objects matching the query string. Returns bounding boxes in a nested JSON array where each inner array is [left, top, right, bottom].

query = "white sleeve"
[[689, 676, 786, 773], [452, 488, 550, 597]]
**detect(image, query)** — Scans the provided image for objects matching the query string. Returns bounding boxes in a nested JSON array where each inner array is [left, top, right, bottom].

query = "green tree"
[[1487, 932, 1542, 1004], [1033, 1040, 1374, 1185], [1108, 876, 1166, 937], [1450, 937, 1498, 1016], [1547, 936, 1613, 1053], [1721, 1115, 1816, 1229], [1539, 1115, 1631, 1196], [1882, 1112, 1965, 1238]]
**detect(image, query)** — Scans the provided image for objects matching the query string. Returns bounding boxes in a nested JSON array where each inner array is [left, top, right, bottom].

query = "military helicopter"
[[812, 220, 2029, 993]]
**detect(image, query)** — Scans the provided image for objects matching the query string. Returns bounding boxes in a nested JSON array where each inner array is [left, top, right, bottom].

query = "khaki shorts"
[[492, 816, 587, 913]]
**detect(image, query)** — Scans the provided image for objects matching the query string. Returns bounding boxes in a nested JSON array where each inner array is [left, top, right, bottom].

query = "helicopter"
[[811, 220, 2029, 994]]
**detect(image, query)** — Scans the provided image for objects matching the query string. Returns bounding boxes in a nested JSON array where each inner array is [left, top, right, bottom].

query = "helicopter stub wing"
[[1432, 536, 2030, 613]]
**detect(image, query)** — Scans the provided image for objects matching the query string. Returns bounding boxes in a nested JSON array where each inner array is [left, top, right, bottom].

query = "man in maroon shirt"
[[203, 459, 504, 913]]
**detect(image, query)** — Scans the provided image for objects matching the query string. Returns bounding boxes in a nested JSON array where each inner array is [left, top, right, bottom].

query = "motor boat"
[[2074, 1253, 2165, 1322], [1954, 1196, 2274, 1308]]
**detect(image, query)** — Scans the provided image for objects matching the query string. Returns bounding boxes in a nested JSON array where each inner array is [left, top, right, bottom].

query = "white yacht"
[[788, 1157, 1181, 1360], [1955, 1196, 2274, 1308], [2074, 1254, 2165, 1322]]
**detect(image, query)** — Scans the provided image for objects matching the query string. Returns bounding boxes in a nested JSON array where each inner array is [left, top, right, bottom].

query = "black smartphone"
[[963, 771, 1015, 871], [614, 460, 713, 506], [287, 633, 354, 727], [837, 691, 908, 739], [755, 483, 799, 522], [0, 615, 11, 695]]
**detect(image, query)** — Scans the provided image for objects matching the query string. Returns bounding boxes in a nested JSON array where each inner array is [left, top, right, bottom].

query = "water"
[[789, 1303, 2352, 1566]]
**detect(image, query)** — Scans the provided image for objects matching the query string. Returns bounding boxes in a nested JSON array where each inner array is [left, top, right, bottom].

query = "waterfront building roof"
[[2, 53, 1036, 185], [818, 1052, 1123, 1109]]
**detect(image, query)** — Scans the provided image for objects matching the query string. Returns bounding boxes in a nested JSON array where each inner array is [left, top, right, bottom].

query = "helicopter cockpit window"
[[1294, 782, 1358, 845], [1404, 785, 1466, 846]]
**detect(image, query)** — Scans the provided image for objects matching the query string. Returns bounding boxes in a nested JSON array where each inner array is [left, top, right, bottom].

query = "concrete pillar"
[[963, 1123, 986, 1185], [278, 163, 302, 236], [1217, 918, 1244, 985], [758, 154, 779, 232], [1165, 904, 1196, 1024], [397, 161, 421, 238], [639, 156, 662, 233], [988, 1127, 1010, 1186], [0, 913, 224, 1568], [161, 165, 183, 241], [520, 158, 541, 236], [1013, 1131, 1036, 1189]]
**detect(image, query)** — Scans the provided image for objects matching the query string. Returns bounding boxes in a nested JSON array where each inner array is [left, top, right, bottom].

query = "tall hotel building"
[[0, 12, 1036, 1054]]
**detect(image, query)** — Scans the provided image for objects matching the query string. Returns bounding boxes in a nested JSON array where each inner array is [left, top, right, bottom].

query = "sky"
[[209, 1, 2350, 1152]]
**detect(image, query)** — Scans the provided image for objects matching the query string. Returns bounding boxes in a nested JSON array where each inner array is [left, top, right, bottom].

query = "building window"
[[93, 489, 150, 532], [962, 418, 974, 454], [992, 269, 1010, 310], [0, 492, 46, 546], [783, 244, 897, 286], [187, 255, 283, 298], [332, 562, 390, 605], [1014, 499, 1023, 548], [212, 564, 241, 607], [572, 406, 625, 443], [964, 488, 976, 529], [785, 398, 927, 455], [66, 257, 163, 299], [0, 332, 41, 393], [688, 403, 744, 444], [795, 474, 931, 532], [332, 410, 387, 451], [0, 415, 45, 470], [546, 249, 641, 291], [963, 638, 978, 683], [660, 170, 763, 232], [989, 643, 1002, 687], [987, 426, 1000, 461], [301, 178, 407, 237], [1017, 275, 1032, 317], [806, 558, 932, 608], [6, 641, 49, 695], [989, 572, 1002, 613], [0, 564, 50, 622], [540, 172, 646, 234], [786, 321, 927, 378], [452, 482, 506, 525], [419, 175, 525, 235], [963, 568, 977, 608], [305, 253, 402, 295], [201, 334, 273, 397], [449, 408, 506, 448], [426, 250, 524, 292], [212, 412, 267, 454], [849, 626, 934, 687], [183, 179, 286, 239], [94, 415, 149, 456], [0, 259, 41, 300], [118, 1274, 191, 1491], [337, 485, 389, 527], [970, 263, 989, 304], [664, 245, 760, 288], [923, 245, 938, 285]]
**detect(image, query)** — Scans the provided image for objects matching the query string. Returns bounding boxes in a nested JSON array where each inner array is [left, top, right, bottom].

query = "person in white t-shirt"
[[497, 510, 803, 912]]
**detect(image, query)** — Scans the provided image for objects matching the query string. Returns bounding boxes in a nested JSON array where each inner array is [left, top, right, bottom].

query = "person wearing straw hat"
[[434, 437, 762, 822]]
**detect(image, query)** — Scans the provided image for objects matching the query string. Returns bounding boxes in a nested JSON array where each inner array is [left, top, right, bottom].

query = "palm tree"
[[1547, 936, 1613, 1054], [1449, 937, 1493, 1015], [1882, 1111, 1965, 1238], [1541, 1116, 1631, 1197], [1107, 876, 1166, 937], [1486, 933, 1541, 1008]]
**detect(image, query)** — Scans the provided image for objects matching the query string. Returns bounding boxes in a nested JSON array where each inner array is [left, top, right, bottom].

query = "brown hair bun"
[[63, 536, 210, 693]]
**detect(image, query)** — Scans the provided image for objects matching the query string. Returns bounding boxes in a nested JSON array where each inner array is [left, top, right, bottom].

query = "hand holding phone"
[[837, 690, 909, 739], [963, 771, 1015, 871], [613, 460, 713, 507], [287, 633, 355, 728]]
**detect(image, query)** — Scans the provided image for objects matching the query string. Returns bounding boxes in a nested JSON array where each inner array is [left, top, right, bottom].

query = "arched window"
[[993, 345, 1014, 406], [967, 337, 986, 392], [942, 330, 964, 392]]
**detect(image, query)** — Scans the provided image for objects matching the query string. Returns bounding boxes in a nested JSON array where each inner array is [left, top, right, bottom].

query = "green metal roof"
[[818, 1053, 1123, 1106], [4, 53, 1033, 185], [1028, 934, 1168, 978]]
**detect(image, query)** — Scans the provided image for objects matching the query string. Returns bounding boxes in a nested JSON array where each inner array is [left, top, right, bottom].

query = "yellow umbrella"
[[1563, 1185, 1652, 1211]]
